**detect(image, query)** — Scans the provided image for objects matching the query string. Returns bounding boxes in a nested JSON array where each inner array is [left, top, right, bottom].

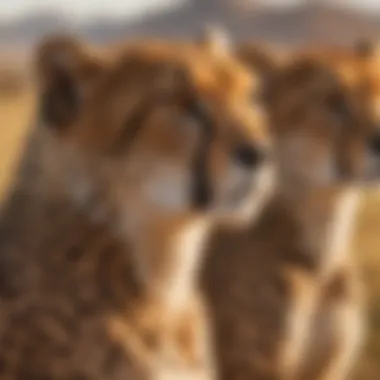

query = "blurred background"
[[1, 1, 380, 379], [1, 0, 380, 48]]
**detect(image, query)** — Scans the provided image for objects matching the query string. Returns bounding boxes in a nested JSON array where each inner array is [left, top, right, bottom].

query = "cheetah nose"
[[233, 143, 268, 170]]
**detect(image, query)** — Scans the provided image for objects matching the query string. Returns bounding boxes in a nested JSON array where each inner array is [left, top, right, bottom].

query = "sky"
[[0, 0, 183, 21], [0, 0, 379, 21]]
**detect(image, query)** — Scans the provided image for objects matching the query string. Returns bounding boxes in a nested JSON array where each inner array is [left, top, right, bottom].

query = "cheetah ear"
[[196, 24, 232, 56], [35, 34, 103, 129]]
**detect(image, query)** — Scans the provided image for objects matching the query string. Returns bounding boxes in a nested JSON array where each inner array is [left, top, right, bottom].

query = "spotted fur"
[[201, 58, 374, 380], [0, 35, 275, 380]]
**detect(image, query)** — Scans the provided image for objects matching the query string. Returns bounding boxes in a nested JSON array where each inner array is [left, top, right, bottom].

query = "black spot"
[[233, 144, 266, 169], [66, 243, 85, 262]]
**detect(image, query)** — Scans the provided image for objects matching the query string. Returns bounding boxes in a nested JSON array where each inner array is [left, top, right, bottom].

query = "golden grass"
[[0, 88, 379, 379], [0, 90, 35, 199]]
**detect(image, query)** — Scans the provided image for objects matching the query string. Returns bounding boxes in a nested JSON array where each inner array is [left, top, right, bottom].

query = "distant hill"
[[1, 1, 380, 52]]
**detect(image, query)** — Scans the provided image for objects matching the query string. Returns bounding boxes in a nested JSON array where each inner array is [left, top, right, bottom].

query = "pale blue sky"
[[0, 0, 378, 21]]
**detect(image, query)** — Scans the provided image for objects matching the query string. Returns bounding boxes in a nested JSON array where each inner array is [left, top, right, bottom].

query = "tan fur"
[[202, 59, 371, 380], [295, 41, 380, 141], [287, 43, 380, 379], [0, 35, 275, 379], [236, 42, 281, 82]]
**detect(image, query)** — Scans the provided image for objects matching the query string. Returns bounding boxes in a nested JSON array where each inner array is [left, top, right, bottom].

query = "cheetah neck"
[[286, 185, 362, 276], [123, 215, 211, 316]]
